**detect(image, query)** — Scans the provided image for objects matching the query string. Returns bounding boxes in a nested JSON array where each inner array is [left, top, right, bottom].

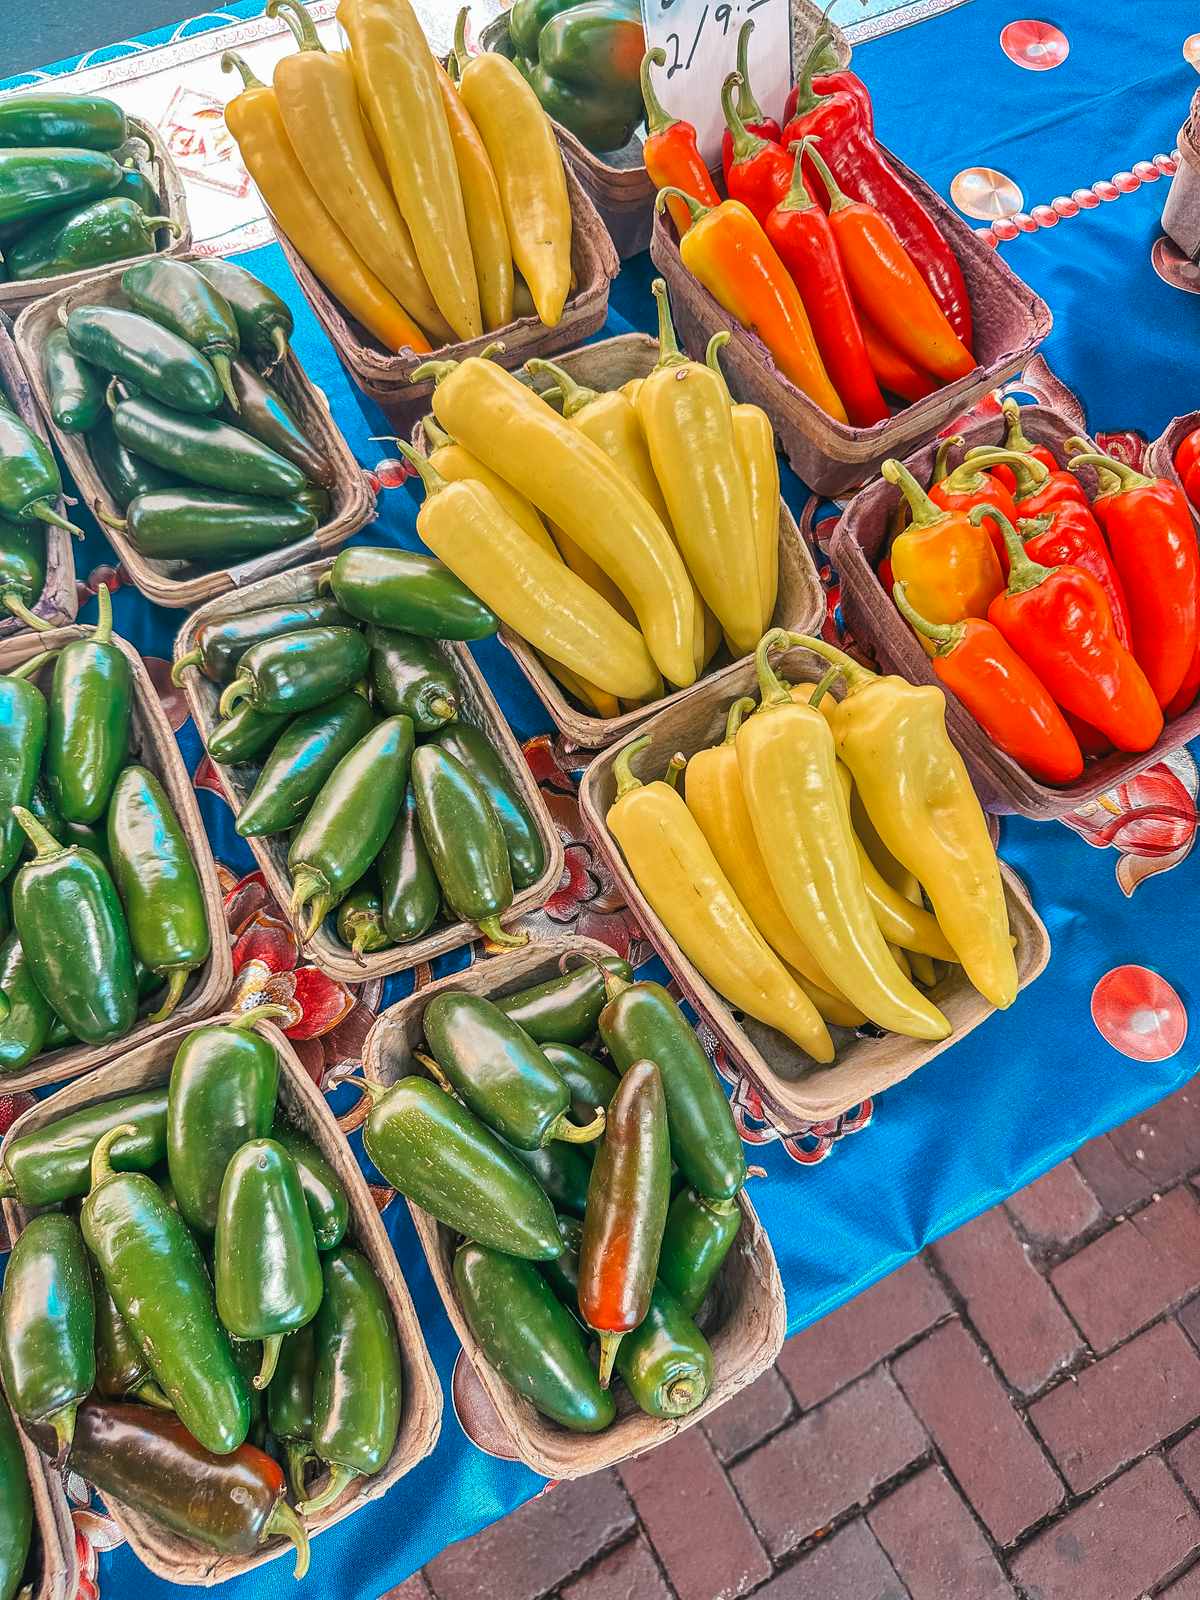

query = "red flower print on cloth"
[[1093, 430, 1148, 472], [144, 656, 190, 731], [1061, 749, 1199, 895], [0, 1089, 34, 1254], [1091, 965, 1188, 1061], [65, 1485, 126, 1600]]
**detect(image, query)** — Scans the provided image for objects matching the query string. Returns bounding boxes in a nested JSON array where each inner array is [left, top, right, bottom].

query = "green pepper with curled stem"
[[496, 952, 632, 1044], [66, 303, 222, 414], [236, 690, 374, 839], [0, 1087, 167, 1206], [542, 1042, 620, 1122], [192, 257, 294, 368], [172, 595, 352, 686], [377, 788, 440, 944], [336, 883, 393, 960], [271, 1123, 348, 1252], [7, 197, 176, 281], [218, 626, 369, 720], [0, 1384, 31, 1600], [267, 1325, 318, 1500], [45, 583, 132, 824], [44, 327, 105, 433], [411, 744, 525, 948], [122, 257, 242, 412], [0, 403, 81, 537]]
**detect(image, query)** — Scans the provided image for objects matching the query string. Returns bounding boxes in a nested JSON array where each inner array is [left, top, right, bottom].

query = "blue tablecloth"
[[6, 2, 1200, 1596]]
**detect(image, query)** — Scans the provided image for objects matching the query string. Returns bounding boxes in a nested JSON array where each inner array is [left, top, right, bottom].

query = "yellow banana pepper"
[[221, 53, 430, 356], [417, 354, 698, 688], [550, 526, 638, 624], [607, 735, 834, 1062], [735, 633, 951, 1040], [339, 0, 482, 341], [791, 972, 868, 1030], [395, 442, 661, 700], [418, 415, 555, 556], [619, 378, 643, 404], [637, 281, 763, 658], [452, 9, 572, 327], [537, 653, 621, 719], [796, 634, 1018, 1009], [435, 62, 514, 333], [707, 332, 780, 631]]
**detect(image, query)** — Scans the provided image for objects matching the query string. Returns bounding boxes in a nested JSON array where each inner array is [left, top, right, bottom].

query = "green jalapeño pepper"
[[0, 932, 53, 1072], [220, 356, 333, 486], [236, 690, 374, 838], [272, 1123, 349, 1251], [87, 413, 181, 510], [83, 1126, 251, 1455], [0, 403, 81, 536], [12, 807, 136, 1045], [455, 1242, 615, 1432], [8, 197, 175, 281], [578, 1058, 670, 1385], [207, 703, 293, 766], [218, 625, 369, 720], [172, 595, 353, 686], [0, 651, 54, 875], [0, 93, 127, 149], [122, 258, 242, 411], [66, 303, 223, 412], [358, 1074, 561, 1258], [496, 952, 632, 1044], [287, 716, 412, 940], [0, 1212, 95, 1461], [51, 1401, 309, 1577], [46, 584, 132, 824], [111, 393, 307, 497], [0, 147, 122, 227], [507, 1137, 592, 1217], [268, 1325, 318, 1500], [368, 628, 458, 731], [106, 765, 211, 1023], [166, 1005, 285, 1235], [45, 326, 106, 433], [192, 258, 294, 368], [411, 744, 524, 948], [430, 721, 546, 890], [114, 159, 159, 214], [325, 545, 498, 640], [0, 521, 49, 630], [600, 974, 746, 1203], [658, 1187, 742, 1316], [299, 1248, 403, 1516], [91, 1256, 170, 1408], [114, 488, 318, 562], [423, 992, 605, 1149], [0, 1387, 31, 1600], [336, 883, 393, 960], [215, 1139, 323, 1391], [542, 1042, 620, 1122], [377, 789, 440, 944], [0, 1087, 167, 1205]]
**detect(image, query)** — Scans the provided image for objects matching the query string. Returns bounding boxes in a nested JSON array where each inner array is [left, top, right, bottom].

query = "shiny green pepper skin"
[[377, 789, 440, 945], [496, 953, 632, 1044], [121, 488, 317, 562], [411, 744, 518, 948], [326, 546, 498, 640], [8, 196, 167, 282], [86, 413, 180, 510], [220, 356, 333, 488], [0, 653, 52, 877], [122, 258, 241, 411], [174, 597, 352, 687], [45, 583, 132, 825], [0, 146, 122, 227], [367, 628, 458, 732], [0, 94, 127, 149], [207, 703, 292, 766], [0, 930, 53, 1072], [271, 1123, 349, 1252], [430, 721, 545, 891], [45, 327, 106, 433], [66, 303, 222, 413], [0, 1386, 31, 1600], [335, 883, 393, 960], [659, 1188, 742, 1315], [221, 626, 369, 719], [0, 1212, 95, 1460], [236, 691, 374, 839], [112, 393, 306, 498], [267, 1325, 318, 1499], [192, 258, 294, 366], [542, 1042, 621, 1122], [0, 1087, 167, 1207]]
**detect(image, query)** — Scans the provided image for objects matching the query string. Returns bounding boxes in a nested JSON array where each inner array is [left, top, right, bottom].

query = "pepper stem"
[[231, 1002, 291, 1032], [427, 693, 457, 723], [790, 23, 835, 117], [392, 438, 447, 500], [720, 73, 765, 165], [452, 7, 471, 77], [414, 1050, 456, 1095], [881, 458, 945, 529], [525, 358, 598, 419], [270, 325, 289, 369], [663, 751, 685, 789], [8, 650, 57, 681], [639, 48, 677, 136], [970, 503, 1049, 594], [724, 695, 756, 743], [285, 1440, 317, 1502], [649, 278, 687, 371], [613, 734, 650, 798], [779, 138, 817, 213], [705, 332, 733, 398], [1067, 452, 1154, 492], [1001, 396, 1041, 457], [254, 1334, 283, 1391], [49, 1403, 77, 1469], [783, 633, 878, 693], [301, 892, 333, 943], [597, 1330, 623, 1389], [30, 499, 83, 538], [93, 582, 114, 645], [95, 506, 127, 531], [145, 967, 189, 1024], [298, 1462, 359, 1518], [134, 1379, 172, 1409], [210, 351, 240, 413], [171, 648, 203, 684], [266, 0, 325, 51], [11, 805, 65, 862], [478, 916, 528, 948], [806, 663, 841, 710], [222, 50, 266, 90], [734, 19, 764, 122], [948, 447, 1047, 497], [89, 1123, 140, 1192], [661, 1375, 701, 1415], [753, 628, 795, 708], [803, 137, 851, 212], [410, 357, 460, 387], [551, 1106, 606, 1144], [218, 676, 252, 718], [340, 1073, 391, 1105], [932, 434, 963, 483], [653, 187, 710, 230], [892, 581, 963, 656], [422, 414, 453, 450], [265, 1496, 312, 1579], [4, 596, 51, 631]]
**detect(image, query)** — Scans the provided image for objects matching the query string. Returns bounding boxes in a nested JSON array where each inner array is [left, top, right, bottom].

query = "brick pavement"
[[386, 1079, 1200, 1600]]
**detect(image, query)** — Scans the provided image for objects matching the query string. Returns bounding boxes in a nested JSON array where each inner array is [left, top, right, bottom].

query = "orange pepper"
[[654, 187, 847, 423], [887, 458, 1003, 624]]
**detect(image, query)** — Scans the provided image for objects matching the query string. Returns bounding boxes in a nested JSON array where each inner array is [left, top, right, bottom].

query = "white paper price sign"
[[639, 0, 791, 170]]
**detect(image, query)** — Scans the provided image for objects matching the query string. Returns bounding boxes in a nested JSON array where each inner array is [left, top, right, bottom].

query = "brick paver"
[[1004, 1159, 1101, 1250], [867, 1466, 1014, 1599], [753, 1520, 907, 1599], [559, 1536, 673, 1600], [702, 1368, 794, 1463]]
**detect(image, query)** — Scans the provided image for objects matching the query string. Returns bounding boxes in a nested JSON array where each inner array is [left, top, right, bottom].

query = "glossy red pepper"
[[762, 139, 886, 427], [928, 447, 1027, 573], [784, 28, 873, 129], [640, 48, 720, 237], [986, 398, 1060, 494], [1020, 502, 1132, 652], [1183, 457, 1200, 513], [857, 313, 937, 404], [1070, 453, 1200, 709], [720, 21, 781, 187], [721, 73, 804, 224], [1175, 425, 1200, 487]]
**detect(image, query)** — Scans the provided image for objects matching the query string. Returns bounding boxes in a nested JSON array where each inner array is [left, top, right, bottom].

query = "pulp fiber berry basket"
[[831, 404, 1200, 817], [0, 1012, 443, 1587], [361, 937, 786, 1479], [0, 1388, 77, 1600]]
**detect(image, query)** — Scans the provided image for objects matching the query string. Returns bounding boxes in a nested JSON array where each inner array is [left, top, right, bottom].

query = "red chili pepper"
[[1069, 453, 1200, 709], [857, 313, 938, 404], [1175, 425, 1200, 486], [1184, 458, 1200, 513], [1064, 711, 1113, 757], [762, 139, 887, 427], [640, 48, 721, 237], [783, 51, 972, 349], [893, 580, 1083, 784], [720, 73, 797, 224], [1019, 503, 1133, 652], [1166, 636, 1200, 718], [783, 24, 860, 125], [982, 504, 1163, 753], [929, 447, 1028, 572], [720, 20, 781, 188]]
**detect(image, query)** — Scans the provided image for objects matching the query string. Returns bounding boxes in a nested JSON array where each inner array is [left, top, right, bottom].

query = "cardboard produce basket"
[[0, 1382, 77, 1600], [413, 331, 825, 750], [174, 559, 565, 984], [273, 162, 618, 437], [14, 260, 376, 608], [1, 1012, 442, 1586], [362, 938, 786, 1479], [1146, 410, 1199, 504], [0, 625, 232, 1093], [0, 117, 192, 317], [578, 647, 1051, 1129], [831, 404, 1200, 817], [0, 312, 76, 635]]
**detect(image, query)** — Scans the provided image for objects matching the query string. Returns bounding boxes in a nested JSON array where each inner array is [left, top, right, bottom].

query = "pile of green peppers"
[[0, 1009, 401, 1579], [0, 92, 176, 283], [361, 956, 749, 1430], [508, 0, 646, 153], [0, 376, 81, 629], [51, 258, 323, 569], [0, 585, 211, 1073], [178, 550, 547, 956]]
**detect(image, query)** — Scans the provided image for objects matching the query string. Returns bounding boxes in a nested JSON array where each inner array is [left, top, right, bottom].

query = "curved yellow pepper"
[[707, 332, 779, 632], [396, 443, 661, 701], [419, 355, 698, 688], [536, 653, 620, 719], [419, 415, 555, 556], [607, 736, 834, 1062], [435, 62, 514, 333], [221, 53, 430, 356]]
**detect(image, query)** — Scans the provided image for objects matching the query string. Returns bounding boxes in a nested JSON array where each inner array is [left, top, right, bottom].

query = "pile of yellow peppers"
[[392, 277, 781, 717], [606, 630, 1019, 1063], [221, 0, 573, 353]]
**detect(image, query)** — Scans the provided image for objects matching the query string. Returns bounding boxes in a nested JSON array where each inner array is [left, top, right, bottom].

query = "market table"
[[3, 1, 1200, 1596]]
